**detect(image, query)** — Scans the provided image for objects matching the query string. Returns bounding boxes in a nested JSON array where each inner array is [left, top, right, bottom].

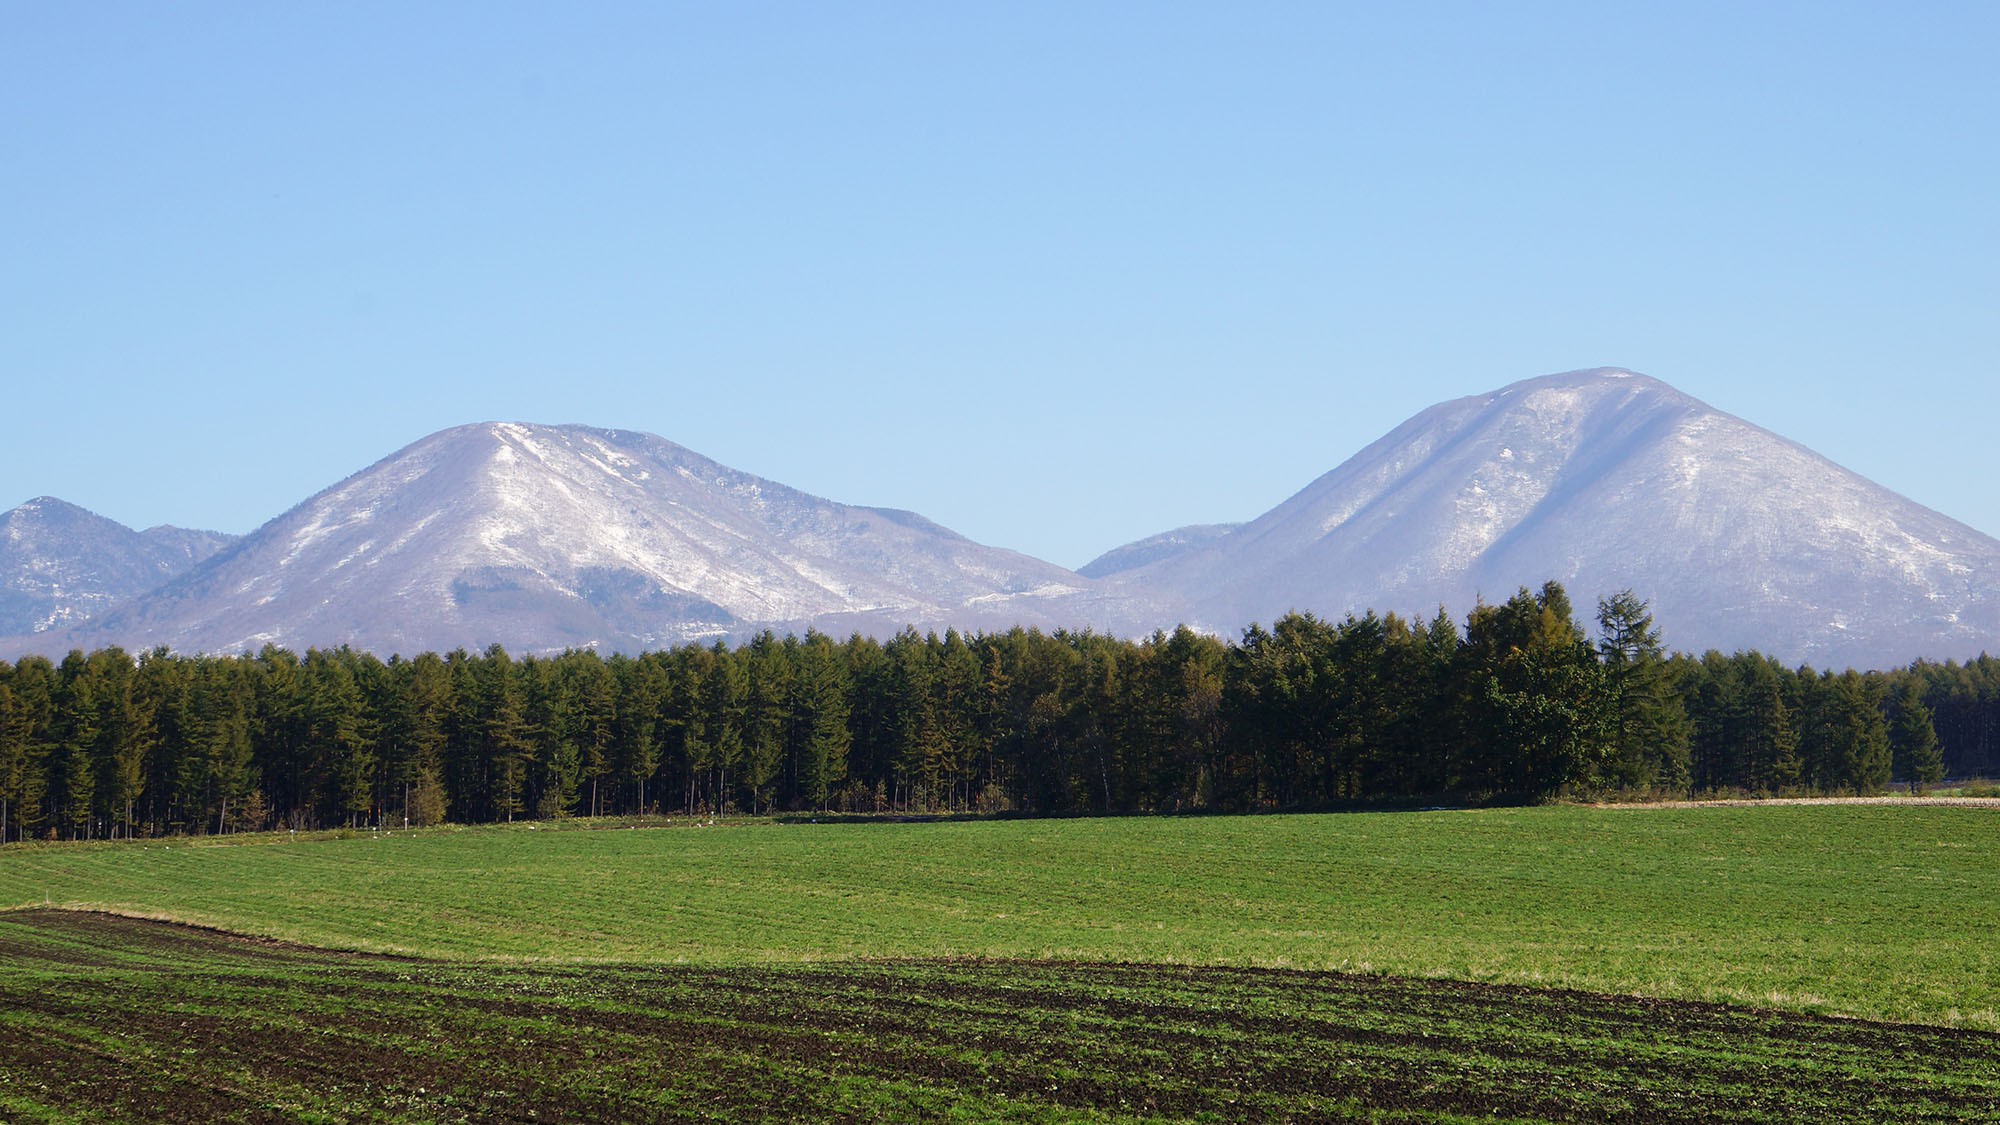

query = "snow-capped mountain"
[[0, 497, 237, 637], [1101, 368, 2000, 667], [22, 423, 1104, 657], [7, 371, 1996, 667]]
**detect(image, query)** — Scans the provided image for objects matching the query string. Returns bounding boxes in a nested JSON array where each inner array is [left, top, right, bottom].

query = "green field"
[[6, 805, 2000, 1123], [4, 804, 1997, 1028], [5, 909, 2000, 1123]]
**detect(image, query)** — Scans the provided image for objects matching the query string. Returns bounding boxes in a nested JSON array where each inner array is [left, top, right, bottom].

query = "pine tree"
[[306, 651, 374, 827], [790, 632, 851, 812], [89, 648, 149, 838], [740, 632, 790, 814], [1888, 678, 1943, 794], [53, 653, 98, 839], [567, 652, 616, 817], [400, 652, 454, 826], [1826, 672, 1891, 793], [1595, 591, 1691, 792], [524, 657, 579, 819], [0, 683, 27, 843], [696, 644, 743, 814], [479, 646, 533, 823], [6, 656, 56, 841], [1742, 659, 1801, 794], [191, 657, 256, 833], [1458, 584, 1611, 798]]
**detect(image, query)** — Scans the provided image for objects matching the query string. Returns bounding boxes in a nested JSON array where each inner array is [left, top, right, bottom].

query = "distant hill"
[[1077, 523, 1241, 579], [17, 423, 1109, 657], [0, 497, 236, 637], [1099, 369, 2000, 667]]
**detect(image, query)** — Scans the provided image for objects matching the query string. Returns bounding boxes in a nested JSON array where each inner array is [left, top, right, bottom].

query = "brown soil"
[[1, 909, 1995, 1124]]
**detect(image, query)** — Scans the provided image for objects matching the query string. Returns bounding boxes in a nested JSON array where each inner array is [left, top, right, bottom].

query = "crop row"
[[3, 909, 1996, 1124]]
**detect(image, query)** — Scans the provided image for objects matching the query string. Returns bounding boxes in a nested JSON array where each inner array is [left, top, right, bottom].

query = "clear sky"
[[6, 3, 1996, 570]]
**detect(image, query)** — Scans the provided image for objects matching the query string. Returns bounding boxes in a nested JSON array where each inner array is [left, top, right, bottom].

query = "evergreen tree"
[[190, 657, 256, 833], [1741, 658, 1801, 793], [740, 632, 790, 814], [567, 652, 616, 817], [478, 646, 534, 823], [52, 652, 99, 839], [610, 652, 666, 813], [1887, 678, 1943, 794], [522, 656, 578, 819], [5, 656, 55, 840], [790, 631, 850, 812], [1595, 591, 1691, 792], [1826, 671, 1891, 793], [400, 652, 454, 826], [89, 648, 149, 838], [305, 650, 373, 827], [0, 682, 30, 843], [136, 647, 192, 835], [1458, 584, 1611, 798], [252, 646, 310, 827]]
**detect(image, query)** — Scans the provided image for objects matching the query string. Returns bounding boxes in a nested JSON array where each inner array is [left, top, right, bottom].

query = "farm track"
[[3, 910, 1997, 1123], [1591, 795, 2000, 809]]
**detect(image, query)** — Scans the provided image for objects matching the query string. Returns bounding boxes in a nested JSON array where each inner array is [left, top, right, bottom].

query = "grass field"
[[6, 805, 2000, 1123], [4, 909, 1997, 1124], [3, 804, 1996, 1028]]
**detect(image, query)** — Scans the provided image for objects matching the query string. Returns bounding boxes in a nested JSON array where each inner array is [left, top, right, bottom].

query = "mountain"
[[20, 423, 1106, 657], [9, 371, 1994, 667], [0, 498, 237, 636], [1077, 523, 1241, 579], [1103, 368, 2000, 667]]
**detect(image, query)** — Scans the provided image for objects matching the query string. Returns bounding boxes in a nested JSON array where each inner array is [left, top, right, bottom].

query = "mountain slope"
[[1078, 523, 1241, 579], [1110, 369, 2000, 667], [34, 423, 1100, 656], [0, 498, 237, 636]]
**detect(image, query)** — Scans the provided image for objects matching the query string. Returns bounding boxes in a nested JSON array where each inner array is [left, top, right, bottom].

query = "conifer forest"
[[0, 582, 1987, 841]]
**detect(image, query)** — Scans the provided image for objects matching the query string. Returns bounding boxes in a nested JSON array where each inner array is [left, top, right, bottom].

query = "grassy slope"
[[2, 804, 1995, 1027]]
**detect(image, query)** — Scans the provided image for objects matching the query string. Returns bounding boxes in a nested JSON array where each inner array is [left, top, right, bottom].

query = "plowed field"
[[4, 909, 1995, 1124]]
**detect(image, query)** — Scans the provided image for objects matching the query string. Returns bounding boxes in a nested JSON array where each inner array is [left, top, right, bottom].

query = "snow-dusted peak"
[[26, 422, 1103, 657], [9, 370, 1996, 669], [1110, 368, 2000, 667], [0, 497, 237, 636]]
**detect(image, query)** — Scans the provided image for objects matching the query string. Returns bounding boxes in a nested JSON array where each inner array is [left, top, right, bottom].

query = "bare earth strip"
[[1590, 795, 2000, 810], [2, 910, 1997, 1124]]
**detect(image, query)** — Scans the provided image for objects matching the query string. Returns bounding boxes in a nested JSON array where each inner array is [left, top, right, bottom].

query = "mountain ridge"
[[0, 497, 238, 637], [6, 370, 1995, 668], [1099, 369, 2000, 667], [13, 421, 1119, 657]]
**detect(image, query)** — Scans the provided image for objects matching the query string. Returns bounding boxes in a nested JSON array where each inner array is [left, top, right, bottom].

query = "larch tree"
[[1595, 591, 1691, 792], [1887, 678, 1943, 794]]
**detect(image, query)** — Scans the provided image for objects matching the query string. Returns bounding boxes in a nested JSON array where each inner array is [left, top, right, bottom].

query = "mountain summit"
[[51, 423, 1095, 656], [7, 372, 1995, 667], [1102, 368, 2000, 666], [0, 498, 235, 636]]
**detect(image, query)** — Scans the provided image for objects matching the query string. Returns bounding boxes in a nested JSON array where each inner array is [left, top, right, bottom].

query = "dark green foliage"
[[1457, 584, 1610, 797], [1888, 678, 1943, 793], [788, 630, 851, 812], [2, 582, 1993, 837], [1596, 590, 1691, 790]]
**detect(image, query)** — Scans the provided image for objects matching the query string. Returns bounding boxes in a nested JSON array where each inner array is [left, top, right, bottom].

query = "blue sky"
[[6, 3, 1995, 569]]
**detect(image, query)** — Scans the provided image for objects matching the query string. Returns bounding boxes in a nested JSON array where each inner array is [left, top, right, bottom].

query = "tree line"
[[0, 581, 1984, 841]]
